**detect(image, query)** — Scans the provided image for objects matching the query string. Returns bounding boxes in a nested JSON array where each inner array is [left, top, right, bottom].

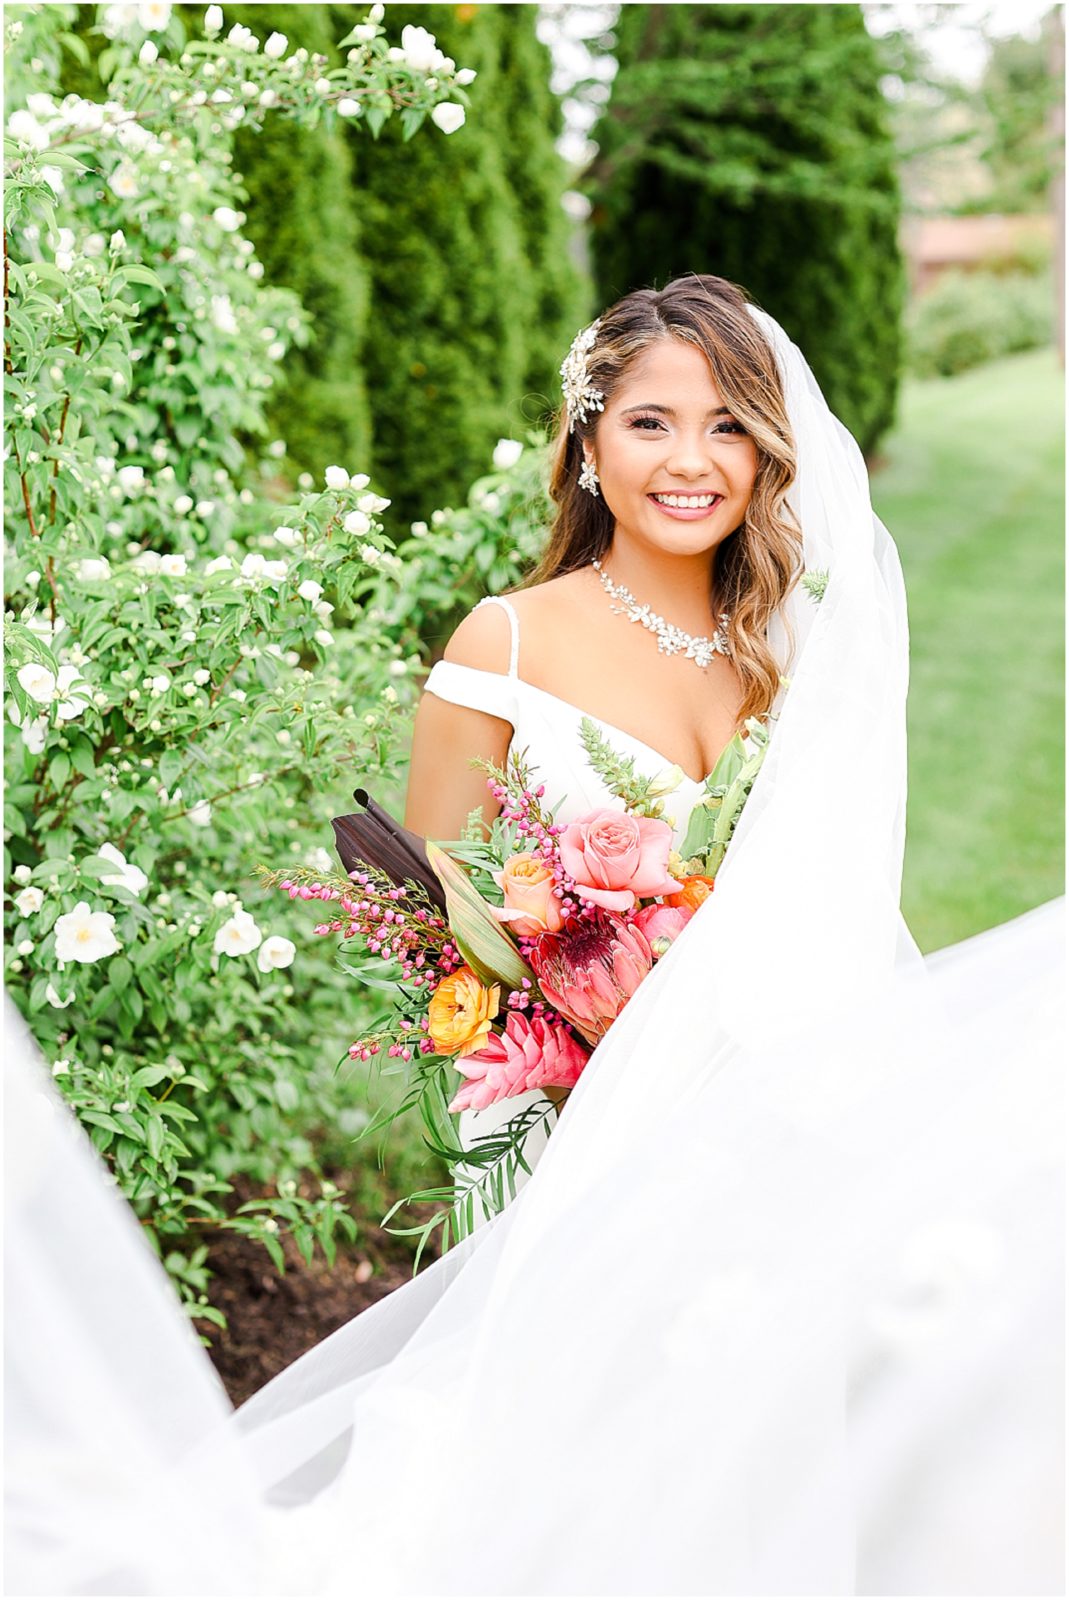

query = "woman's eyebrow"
[[619, 403, 731, 418]]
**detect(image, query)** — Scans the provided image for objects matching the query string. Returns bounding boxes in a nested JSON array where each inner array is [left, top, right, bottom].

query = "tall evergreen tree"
[[228, 5, 370, 475], [585, 5, 905, 454]]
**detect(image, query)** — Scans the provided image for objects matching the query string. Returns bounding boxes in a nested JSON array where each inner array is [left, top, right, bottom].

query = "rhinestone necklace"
[[591, 559, 731, 669]]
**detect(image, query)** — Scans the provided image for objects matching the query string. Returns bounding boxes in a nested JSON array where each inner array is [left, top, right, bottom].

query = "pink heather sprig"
[[258, 861, 461, 988], [349, 1014, 437, 1064], [474, 749, 592, 924]]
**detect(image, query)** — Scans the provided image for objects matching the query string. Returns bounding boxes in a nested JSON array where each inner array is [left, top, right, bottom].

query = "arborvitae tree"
[[492, 7, 591, 423], [585, 5, 905, 454], [228, 5, 370, 475], [333, 3, 585, 526]]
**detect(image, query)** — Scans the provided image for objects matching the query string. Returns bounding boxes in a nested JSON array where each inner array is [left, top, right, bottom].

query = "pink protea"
[[448, 1012, 590, 1113], [527, 911, 653, 1045], [631, 901, 694, 958]]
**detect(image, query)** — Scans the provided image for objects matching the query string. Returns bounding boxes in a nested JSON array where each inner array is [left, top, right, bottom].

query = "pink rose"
[[631, 902, 694, 958], [490, 851, 565, 938], [558, 806, 682, 912], [447, 1012, 589, 1112]]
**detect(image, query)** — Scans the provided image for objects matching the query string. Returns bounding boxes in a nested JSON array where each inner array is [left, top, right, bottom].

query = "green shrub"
[[907, 268, 1054, 377]]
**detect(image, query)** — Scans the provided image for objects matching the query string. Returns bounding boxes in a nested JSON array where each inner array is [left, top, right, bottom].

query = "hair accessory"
[[578, 457, 600, 497], [560, 318, 605, 433], [591, 558, 731, 668]]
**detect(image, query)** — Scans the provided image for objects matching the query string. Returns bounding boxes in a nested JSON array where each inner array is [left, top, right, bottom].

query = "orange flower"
[[664, 874, 716, 913], [427, 965, 501, 1057], [492, 851, 565, 937]]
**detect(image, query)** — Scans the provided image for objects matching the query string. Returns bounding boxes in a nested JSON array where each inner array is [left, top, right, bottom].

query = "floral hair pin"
[[559, 318, 605, 432]]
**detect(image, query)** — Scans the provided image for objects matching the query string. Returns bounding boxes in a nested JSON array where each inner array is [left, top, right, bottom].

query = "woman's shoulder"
[[443, 571, 593, 675]]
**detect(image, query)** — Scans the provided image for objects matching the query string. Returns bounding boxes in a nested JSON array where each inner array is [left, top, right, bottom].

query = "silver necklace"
[[591, 559, 731, 668]]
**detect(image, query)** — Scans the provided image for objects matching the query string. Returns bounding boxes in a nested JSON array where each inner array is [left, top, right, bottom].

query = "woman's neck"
[[595, 539, 722, 634]]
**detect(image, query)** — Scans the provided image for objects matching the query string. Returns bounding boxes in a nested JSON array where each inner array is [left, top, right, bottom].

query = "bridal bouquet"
[[259, 715, 769, 1253]]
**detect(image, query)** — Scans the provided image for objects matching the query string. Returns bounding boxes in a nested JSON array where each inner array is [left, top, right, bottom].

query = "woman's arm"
[[403, 604, 514, 841]]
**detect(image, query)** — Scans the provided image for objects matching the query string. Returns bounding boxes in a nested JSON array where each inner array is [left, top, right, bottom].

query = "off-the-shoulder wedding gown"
[[424, 592, 733, 1210]]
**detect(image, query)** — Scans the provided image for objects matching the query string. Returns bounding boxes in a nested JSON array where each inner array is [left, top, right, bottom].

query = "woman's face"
[[585, 338, 759, 560]]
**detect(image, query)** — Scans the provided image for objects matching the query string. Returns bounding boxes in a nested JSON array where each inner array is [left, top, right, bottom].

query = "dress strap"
[[474, 595, 520, 678]]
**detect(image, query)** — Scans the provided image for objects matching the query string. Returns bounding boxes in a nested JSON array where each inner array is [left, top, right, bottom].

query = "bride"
[[7, 275, 1063, 1596]]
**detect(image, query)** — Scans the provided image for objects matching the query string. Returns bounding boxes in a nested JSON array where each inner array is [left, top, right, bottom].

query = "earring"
[[578, 457, 600, 498]]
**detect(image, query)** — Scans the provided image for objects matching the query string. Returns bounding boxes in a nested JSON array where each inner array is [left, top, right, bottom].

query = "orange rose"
[[491, 851, 565, 938], [427, 965, 501, 1057], [664, 874, 716, 913]]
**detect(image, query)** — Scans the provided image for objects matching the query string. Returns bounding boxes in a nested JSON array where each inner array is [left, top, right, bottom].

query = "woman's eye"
[[627, 416, 747, 436], [714, 421, 747, 436], [628, 416, 665, 431]]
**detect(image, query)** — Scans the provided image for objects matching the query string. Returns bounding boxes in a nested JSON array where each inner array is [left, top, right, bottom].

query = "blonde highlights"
[[524, 274, 803, 727]]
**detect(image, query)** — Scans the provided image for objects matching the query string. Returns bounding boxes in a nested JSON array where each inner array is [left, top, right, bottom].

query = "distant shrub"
[[907, 268, 1054, 377]]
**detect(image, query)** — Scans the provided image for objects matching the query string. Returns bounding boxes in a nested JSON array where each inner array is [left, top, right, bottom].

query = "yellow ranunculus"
[[427, 965, 500, 1057]]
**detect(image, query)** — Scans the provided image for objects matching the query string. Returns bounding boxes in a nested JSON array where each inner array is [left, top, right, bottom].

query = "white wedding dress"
[[7, 306, 1064, 1596], [425, 591, 729, 1211]]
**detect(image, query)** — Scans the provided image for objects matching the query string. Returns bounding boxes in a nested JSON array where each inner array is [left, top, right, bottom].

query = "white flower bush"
[[3, 0, 479, 1319]]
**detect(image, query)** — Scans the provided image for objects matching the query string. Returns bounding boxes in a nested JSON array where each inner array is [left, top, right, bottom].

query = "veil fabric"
[[6, 306, 1064, 1596]]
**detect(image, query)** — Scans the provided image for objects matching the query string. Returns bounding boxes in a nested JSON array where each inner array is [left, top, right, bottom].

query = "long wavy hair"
[[522, 274, 803, 726]]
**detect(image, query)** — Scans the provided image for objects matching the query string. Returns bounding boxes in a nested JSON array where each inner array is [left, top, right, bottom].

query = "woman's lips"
[[647, 493, 724, 521]]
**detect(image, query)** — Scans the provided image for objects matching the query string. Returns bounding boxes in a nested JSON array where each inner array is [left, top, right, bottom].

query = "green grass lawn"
[[870, 346, 1064, 953]]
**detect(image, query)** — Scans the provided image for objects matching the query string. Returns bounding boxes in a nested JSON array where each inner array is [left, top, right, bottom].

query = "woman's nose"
[[664, 432, 718, 479]]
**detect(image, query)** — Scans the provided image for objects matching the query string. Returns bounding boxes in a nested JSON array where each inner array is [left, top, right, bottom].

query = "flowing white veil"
[[6, 305, 1064, 1596]]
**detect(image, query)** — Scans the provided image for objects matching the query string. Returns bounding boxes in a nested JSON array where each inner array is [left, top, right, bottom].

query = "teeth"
[[652, 493, 721, 509]]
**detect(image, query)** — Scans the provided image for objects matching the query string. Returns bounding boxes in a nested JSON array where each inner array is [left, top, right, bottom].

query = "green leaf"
[[131, 1063, 172, 1090], [109, 954, 133, 993], [424, 839, 534, 990], [261, 1232, 286, 1274]]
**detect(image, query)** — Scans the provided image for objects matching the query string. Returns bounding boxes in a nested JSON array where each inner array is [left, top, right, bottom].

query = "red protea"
[[527, 911, 653, 1046], [448, 1012, 590, 1113]]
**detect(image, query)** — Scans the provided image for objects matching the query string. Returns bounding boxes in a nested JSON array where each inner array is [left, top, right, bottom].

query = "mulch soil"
[[195, 1171, 443, 1408]]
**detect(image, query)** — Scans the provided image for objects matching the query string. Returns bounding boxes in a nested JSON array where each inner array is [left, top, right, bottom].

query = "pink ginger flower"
[[558, 806, 682, 912], [527, 910, 653, 1045], [448, 1012, 590, 1113], [631, 901, 694, 958]]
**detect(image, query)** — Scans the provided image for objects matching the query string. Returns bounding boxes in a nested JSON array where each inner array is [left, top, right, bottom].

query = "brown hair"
[[522, 273, 803, 726]]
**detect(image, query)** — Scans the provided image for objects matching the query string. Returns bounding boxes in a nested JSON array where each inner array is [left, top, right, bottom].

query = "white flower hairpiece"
[[559, 317, 605, 432]]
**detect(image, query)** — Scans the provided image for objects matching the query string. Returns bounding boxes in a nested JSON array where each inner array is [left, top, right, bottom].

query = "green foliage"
[[969, 25, 1063, 215], [907, 267, 1055, 378], [584, 3, 906, 456], [229, 3, 371, 477], [3, 0, 482, 1325], [339, 3, 586, 528]]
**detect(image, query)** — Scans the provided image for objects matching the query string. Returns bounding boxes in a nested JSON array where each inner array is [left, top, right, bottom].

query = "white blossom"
[[455, 68, 477, 86], [337, 98, 360, 117], [109, 162, 140, 199], [204, 554, 233, 575], [430, 102, 465, 135], [15, 886, 45, 916], [227, 22, 258, 52], [7, 109, 50, 149], [20, 715, 48, 753], [117, 464, 145, 495], [210, 294, 239, 335], [193, 668, 211, 686], [194, 500, 215, 517], [400, 24, 447, 72], [240, 552, 267, 580], [324, 465, 349, 489], [98, 842, 149, 897], [343, 509, 371, 537], [54, 900, 121, 964], [40, 166, 66, 196], [137, 0, 171, 29], [52, 1058, 72, 1076], [357, 491, 390, 514], [349, 472, 370, 490], [257, 934, 296, 973], [314, 629, 334, 648], [159, 552, 188, 577], [173, 493, 193, 514], [132, 549, 161, 573], [359, 543, 381, 565], [109, 229, 126, 253], [204, 4, 223, 34], [45, 981, 75, 1009], [264, 30, 287, 57], [212, 205, 244, 233], [138, 38, 159, 64], [13, 866, 34, 886], [188, 800, 212, 827], [258, 88, 278, 108], [214, 907, 262, 956], [297, 579, 323, 603], [349, 24, 377, 44], [75, 557, 111, 581], [493, 437, 523, 470], [17, 663, 56, 704]]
